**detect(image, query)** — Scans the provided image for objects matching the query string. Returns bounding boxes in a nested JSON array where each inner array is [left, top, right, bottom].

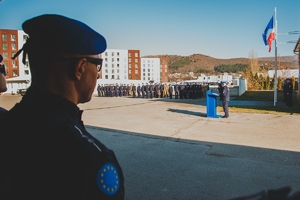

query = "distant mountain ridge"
[[143, 54, 299, 74]]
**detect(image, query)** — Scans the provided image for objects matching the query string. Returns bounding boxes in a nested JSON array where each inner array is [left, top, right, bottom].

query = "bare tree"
[[248, 49, 259, 73], [278, 68, 292, 79]]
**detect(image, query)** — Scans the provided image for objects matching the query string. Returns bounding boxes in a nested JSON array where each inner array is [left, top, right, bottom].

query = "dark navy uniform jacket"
[[0, 87, 125, 200], [220, 85, 230, 102]]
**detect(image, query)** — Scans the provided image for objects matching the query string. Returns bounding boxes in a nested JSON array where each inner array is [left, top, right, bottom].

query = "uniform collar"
[[21, 86, 81, 121]]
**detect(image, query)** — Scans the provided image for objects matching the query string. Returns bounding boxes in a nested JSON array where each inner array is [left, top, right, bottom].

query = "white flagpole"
[[274, 7, 278, 106]]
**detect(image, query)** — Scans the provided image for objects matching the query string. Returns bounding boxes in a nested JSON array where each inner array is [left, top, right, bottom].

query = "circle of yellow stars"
[[97, 163, 120, 195]]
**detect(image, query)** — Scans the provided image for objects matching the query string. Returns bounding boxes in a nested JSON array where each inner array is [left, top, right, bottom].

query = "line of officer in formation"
[[97, 82, 210, 99]]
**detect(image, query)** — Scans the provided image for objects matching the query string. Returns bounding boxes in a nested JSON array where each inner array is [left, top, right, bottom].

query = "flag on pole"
[[262, 16, 275, 52]]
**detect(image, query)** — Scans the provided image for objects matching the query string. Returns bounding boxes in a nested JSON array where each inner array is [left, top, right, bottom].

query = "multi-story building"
[[159, 57, 168, 82], [128, 50, 141, 80], [1, 29, 31, 93], [101, 49, 128, 82], [100, 49, 161, 84], [141, 58, 160, 83], [0, 29, 30, 78]]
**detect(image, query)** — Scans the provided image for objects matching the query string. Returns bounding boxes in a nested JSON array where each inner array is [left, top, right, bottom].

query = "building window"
[[143, 69, 145, 72], [129, 64, 131, 68], [105, 69, 108, 73], [148, 69, 150, 72], [112, 52, 114, 56], [105, 52, 108, 56], [129, 70, 132, 74], [112, 64, 114, 68], [136, 76, 138, 80], [11, 34, 16, 41], [165, 69, 167, 72], [11, 43, 16, 50], [117, 75, 120, 79], [135, 53, 138, 57], [25, 61, 29, 68], [128, 53, 131, 57], [143, 73, 145, 76], [112, 75, 114, 79], [2, 34, 7, 41], [135, 64, 138, 68], [25, 70, 29, 75], [135, 58, 138, 62], [117, 58, 119, 62], [148, 77, 150, 80], [12, 70, 18, 77], [23, 35, 28, 42], [105, 58, 108, 62], [160, 69, 162, 72], [112, 58, 114, 62], [105, 63, 108, 68], [129, 75, 132, 80], [117, 69, 119, 73], [3, 52, 8, 58], [148, 73, 150, 76], [129, 58, 131, 63], [117, 52, 119, 56], [135, 70, 138, 74], [124, 75, 127, 79], [105, 75, 108, 79], [12, 60, 17, 68], [143, 77, 145, 80], [112, 69, 114, 73], [117, 64, 119, 68], [2, 43, 7, 50]]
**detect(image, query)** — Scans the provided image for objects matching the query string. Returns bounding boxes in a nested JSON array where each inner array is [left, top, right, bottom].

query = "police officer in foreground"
[[0, 14, 125, 200]]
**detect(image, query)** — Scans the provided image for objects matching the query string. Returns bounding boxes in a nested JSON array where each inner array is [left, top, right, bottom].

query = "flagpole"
[[274, 7, 278, 106]]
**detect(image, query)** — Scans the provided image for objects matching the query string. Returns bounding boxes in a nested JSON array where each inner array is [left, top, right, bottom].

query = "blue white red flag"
[[262, 16, 275, 52]]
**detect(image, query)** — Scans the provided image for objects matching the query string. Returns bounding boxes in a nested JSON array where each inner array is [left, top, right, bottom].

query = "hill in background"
[[143, 54, 299, 74]]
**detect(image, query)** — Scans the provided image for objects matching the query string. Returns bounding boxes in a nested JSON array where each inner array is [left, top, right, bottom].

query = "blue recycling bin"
[[206, 90, 220, 118]]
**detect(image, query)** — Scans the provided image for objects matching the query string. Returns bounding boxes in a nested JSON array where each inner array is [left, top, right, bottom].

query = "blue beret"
[[22, 14, 106, 55]]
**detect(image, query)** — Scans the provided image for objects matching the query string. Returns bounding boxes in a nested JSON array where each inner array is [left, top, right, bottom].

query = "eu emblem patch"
[[97, 163, 120, 195]]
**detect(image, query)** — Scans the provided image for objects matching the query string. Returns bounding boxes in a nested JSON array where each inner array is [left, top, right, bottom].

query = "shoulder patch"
[[97, 163, 120, 196]]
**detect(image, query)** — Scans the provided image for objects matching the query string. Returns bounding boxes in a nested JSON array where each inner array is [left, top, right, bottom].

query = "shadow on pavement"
[[167, 108, 207, 117], [87, 125, 300, 200]]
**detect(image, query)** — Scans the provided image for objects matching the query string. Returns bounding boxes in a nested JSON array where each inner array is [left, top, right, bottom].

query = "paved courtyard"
[[1, 94, 300, 199]]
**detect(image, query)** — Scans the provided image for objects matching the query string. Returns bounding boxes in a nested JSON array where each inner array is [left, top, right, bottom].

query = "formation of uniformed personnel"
[[97, 82, 208, 101], [0, 14, 125, 199]]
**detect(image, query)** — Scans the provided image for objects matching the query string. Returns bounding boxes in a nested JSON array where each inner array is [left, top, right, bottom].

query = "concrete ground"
[[1, 94, 300, 200]]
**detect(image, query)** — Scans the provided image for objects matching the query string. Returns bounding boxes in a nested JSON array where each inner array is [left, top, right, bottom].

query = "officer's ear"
[[72, 58, 87, 81]]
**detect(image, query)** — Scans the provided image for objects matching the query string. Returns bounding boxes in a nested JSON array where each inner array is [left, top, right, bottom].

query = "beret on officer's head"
[[22, 14, 107, 55]]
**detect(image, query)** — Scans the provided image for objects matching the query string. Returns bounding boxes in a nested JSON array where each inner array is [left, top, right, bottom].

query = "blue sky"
[[1, 0, 299, 59]]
